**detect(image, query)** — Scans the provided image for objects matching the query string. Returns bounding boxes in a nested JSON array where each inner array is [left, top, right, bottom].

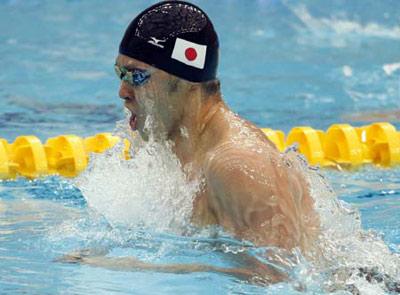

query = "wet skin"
[[60, 54, 320, 283], [117, 54, 319, 251]]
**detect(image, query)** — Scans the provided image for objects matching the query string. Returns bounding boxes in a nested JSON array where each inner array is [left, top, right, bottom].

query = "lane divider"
[[1, 122, 399, 179]]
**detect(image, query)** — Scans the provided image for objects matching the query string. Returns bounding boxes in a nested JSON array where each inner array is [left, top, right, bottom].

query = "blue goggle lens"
[[114, 64, 151, 87]]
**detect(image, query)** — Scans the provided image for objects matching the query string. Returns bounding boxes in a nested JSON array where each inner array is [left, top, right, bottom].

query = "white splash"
[[72, 106, 400, 292], [383, 62, 400, 76], [296, 157, 400, 292], [287, 4, 400, 47], [342, 65, 353, 77], [74, 112, 199, 234], [179, 126, 189, 139]]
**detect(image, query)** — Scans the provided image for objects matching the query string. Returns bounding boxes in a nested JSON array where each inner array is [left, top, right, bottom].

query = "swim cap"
[[119, 0, 219, 83]]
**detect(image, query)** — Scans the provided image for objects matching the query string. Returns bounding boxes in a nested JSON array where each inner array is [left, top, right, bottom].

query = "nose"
[[118, 81, 135, 101]]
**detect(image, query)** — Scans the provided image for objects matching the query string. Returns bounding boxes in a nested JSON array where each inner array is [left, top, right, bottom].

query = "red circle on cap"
[[185, 47, 197, 61]]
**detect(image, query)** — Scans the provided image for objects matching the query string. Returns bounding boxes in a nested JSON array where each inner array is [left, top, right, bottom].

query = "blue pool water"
[[1, 0, 400, 294]]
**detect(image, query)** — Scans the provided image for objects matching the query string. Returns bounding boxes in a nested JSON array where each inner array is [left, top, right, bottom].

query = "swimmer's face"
[[116, 54, 192, 140]]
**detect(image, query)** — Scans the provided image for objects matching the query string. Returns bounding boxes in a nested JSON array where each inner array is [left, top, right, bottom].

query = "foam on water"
[[299, 161, 400, 292], [71, 107, 400, 293], [286, 4, 400, 48], [74, 111, 199, 234], [383, 62, 400, 76]]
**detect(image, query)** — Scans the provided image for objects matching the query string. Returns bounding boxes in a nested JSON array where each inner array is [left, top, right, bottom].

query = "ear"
[[176, 78, 199, 94], [189, 83, 201, 93]]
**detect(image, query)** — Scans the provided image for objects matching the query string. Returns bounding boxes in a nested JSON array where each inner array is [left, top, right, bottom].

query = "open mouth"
[[129, 111, 137, 131]]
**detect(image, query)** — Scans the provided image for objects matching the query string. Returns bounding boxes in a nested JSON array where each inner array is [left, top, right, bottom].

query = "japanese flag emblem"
[[171, 38, 207, 69]]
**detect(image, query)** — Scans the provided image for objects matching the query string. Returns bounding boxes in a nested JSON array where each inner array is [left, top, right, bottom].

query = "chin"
[[137, 129, 149, 141]]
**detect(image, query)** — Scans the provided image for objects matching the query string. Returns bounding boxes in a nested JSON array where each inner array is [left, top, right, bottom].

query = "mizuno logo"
[[148, 37, 166, 48]]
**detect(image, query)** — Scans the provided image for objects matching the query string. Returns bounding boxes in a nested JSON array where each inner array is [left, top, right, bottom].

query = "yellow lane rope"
[[1, 122, 399, 179]]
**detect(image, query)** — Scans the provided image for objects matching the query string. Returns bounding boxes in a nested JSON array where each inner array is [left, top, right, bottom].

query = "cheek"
[[134, 84, 158, 110], [168, 79, 179, 93], [135, 75, 180, 120], [162, 98, 183, 127]]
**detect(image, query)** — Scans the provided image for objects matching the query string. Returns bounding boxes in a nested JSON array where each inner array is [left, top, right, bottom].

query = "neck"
[[169, 91, 226, 168]]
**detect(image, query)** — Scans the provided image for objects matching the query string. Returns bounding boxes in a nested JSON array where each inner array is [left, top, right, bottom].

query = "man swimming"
[[61, 0, 320, 284]]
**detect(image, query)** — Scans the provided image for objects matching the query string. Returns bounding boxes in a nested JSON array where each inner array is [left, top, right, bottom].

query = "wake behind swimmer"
[[59, 1, 400, 293]]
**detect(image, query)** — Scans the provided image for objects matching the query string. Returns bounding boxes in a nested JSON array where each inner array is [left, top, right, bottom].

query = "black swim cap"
[[119, 0, 219, 83]]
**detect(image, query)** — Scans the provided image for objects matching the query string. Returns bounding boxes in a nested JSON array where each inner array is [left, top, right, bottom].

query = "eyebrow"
[[127, 65, 147, 71], [115, 62, 147, 72]]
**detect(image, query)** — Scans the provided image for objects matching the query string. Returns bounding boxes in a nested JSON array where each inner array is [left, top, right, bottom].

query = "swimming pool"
[[1, 0, 400, 293]]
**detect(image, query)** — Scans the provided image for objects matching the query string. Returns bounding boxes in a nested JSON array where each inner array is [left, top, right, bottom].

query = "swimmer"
[[60, 0, 320, 284]]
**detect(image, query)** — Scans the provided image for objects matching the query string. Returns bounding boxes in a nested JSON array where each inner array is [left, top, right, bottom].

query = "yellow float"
[[1, 122, 399, 179]]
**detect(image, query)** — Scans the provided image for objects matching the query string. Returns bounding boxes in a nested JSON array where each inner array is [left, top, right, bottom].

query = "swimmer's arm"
[[57, 250, 281, 284]]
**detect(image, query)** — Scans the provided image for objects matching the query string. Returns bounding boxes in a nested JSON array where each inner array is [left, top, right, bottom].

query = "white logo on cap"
[[148, 37, 166, 48], [171, 38, 207, 69]]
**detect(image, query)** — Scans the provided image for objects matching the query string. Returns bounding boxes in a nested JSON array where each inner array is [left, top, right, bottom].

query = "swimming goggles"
[[114, 64, 151, 87]]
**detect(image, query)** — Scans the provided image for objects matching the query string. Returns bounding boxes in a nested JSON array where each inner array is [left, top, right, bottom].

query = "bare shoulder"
[[203, 139, 319, 250], [204, 140, 279, 189]]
